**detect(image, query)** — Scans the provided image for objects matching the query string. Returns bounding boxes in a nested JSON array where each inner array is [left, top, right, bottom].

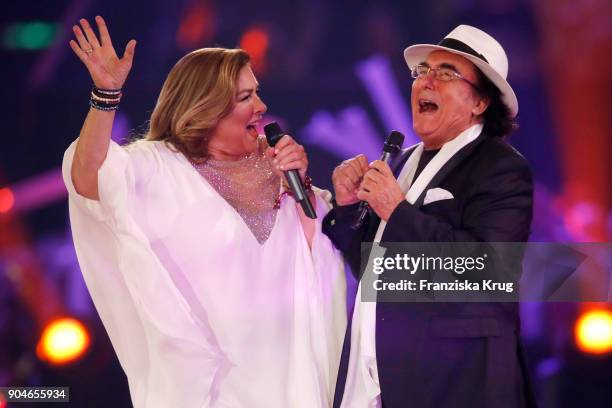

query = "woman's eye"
[[240, 94, 252, 101]]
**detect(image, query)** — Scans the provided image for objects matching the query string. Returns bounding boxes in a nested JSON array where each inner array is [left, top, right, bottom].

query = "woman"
[[63, 16, 346, 407]]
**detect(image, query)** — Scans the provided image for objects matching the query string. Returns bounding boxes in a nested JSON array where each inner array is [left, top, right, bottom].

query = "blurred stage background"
[[0, 0, 610, 407]]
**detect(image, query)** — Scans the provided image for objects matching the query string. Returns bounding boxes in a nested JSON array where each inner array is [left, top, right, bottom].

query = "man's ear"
[[473, 95, 490, 116]]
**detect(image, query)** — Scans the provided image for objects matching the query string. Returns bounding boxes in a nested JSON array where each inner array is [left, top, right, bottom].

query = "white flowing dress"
[[62, 139, 347, 408]]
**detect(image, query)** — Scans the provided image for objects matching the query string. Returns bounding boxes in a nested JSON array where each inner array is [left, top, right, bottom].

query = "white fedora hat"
[[404, 25, 518, 117]]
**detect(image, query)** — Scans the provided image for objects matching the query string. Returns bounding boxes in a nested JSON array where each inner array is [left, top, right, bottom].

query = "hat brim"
[[404, 44, 518, 117]]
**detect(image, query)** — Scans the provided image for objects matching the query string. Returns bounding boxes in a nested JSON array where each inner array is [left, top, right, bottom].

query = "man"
[[323, 25, 537, 407]]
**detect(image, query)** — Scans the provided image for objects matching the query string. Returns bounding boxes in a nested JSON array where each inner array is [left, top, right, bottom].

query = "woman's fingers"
[[95, 16, 112, 48], [276, 157, 308, 172], [122, 39, 136, 65], [275, 149, 305, 169], [72, 25, 91, 51], [272, 134, 295, 151], [278, 159, 307, 172], [69, 39, 89, 65], [79, 18, 101, 49], [274, 142, 304, 162], [268, 135, 310, 176]]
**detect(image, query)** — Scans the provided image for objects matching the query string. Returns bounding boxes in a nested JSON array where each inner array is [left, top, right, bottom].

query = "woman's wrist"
[[274, 175, 313, 209], [89, 85, 122, 111], [281, 175, 312, 193]]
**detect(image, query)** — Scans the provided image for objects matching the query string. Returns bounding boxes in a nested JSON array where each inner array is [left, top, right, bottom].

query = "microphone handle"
[[285, 169, 317, 219], [350, 150, 392, 230]]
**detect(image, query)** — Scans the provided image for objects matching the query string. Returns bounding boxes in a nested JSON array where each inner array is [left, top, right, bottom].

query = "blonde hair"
[[145, 48, 251, 159]]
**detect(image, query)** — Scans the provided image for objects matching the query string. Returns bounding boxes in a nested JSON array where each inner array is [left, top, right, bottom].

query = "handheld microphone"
[[351, 130, 405, 230], [264, 122, 317, 219]]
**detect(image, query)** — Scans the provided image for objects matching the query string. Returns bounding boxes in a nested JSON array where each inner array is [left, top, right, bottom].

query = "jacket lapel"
[[412, 132, 487, 207]]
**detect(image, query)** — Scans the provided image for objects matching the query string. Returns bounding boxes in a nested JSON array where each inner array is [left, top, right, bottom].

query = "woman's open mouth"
[[246, 121, 259, 137]]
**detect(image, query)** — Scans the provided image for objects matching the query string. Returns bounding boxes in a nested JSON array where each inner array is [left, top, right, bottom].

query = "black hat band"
[[438, 38, 488, 63]]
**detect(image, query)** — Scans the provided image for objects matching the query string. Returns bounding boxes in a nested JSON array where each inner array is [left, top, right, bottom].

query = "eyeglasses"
[[411, 64, 479, 89]]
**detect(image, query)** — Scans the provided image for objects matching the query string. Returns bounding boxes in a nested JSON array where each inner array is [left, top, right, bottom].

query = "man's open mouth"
[[418, 99, 439, 113]]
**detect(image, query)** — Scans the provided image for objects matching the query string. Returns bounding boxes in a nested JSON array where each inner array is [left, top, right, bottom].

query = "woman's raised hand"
[[69, 16, 136, 90]]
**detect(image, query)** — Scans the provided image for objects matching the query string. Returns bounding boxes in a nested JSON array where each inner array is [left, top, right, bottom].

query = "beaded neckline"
[[189, 137, 280, 245]]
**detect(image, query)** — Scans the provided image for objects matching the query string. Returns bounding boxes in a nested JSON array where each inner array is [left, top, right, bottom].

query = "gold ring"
[[84, 48, 93, 54]]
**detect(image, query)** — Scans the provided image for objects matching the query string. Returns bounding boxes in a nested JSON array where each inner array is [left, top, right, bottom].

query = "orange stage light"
[[575, 309, 612, 355], [36, 317, 90, 365]]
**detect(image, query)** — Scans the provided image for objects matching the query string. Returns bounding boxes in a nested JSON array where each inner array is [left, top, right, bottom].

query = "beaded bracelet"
[[92, 89, 121, 99], [90, 85, 122, 111], [93, 85, 121, 96], [90, 97, 120, 111], [89, 99, 119, 111], [90, 93, 121, 104], [273, 175, 313, 209]]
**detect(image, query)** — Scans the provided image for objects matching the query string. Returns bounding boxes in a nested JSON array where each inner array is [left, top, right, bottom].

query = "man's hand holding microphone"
[[331, 131, 406, 223]]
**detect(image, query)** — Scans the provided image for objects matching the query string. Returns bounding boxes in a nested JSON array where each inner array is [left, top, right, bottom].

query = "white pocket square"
[[423, 187, 454, 205]]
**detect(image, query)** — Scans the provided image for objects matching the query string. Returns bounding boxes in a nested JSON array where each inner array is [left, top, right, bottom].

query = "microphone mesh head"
[[383, 130, 405, 153], [264, 122, 284, 147]]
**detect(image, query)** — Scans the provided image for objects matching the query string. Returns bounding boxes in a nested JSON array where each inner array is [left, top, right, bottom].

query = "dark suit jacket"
[[323, 132, 538, 408]]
